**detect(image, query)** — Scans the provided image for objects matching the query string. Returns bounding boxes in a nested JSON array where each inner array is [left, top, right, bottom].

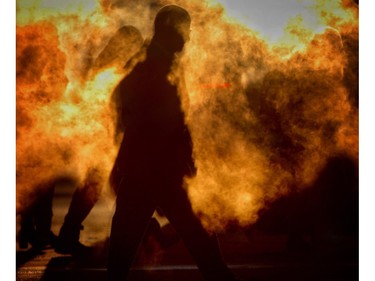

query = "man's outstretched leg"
[[108, 182, 155, 281], [55, 168, 102, 255], [161, 184, 236, 281]]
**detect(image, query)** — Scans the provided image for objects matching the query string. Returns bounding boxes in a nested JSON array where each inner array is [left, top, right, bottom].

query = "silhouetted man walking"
[[108, 5, 236, 281]]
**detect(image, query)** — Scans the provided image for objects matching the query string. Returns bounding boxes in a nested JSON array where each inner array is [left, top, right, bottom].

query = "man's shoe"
[[55, 239, 92, 256]]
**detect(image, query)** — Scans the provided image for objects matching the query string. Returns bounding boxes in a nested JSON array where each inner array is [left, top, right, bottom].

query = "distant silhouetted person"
[[55, 26, 144, 255], [18, 183, 56, 250], [17, 25, 144, 255], [92, 25, 144, 74], [108, 5, 236, 281]]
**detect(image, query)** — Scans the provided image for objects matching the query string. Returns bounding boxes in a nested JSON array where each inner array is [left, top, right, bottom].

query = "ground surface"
[[16, 188, 358, 281]]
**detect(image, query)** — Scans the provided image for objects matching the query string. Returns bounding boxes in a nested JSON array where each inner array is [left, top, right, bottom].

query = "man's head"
[[153, 5, 191, 53]]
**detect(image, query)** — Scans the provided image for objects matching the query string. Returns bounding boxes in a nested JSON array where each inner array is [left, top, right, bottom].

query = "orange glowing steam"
[[178, 0, 358, 230], [16, 4, 143, 212], [16, 0, 358, 232]]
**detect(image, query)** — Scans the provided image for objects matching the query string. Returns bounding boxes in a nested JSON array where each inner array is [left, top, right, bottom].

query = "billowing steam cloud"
[[180, 0, 358, 230], [16, 0, 358, 231]]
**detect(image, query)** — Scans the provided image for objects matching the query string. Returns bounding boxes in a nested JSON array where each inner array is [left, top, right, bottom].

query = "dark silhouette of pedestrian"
[[55, 27, 144, 255], [55, 167, 102, 254], [107, 5, 236, 281], [17, 26, 144, 256], [18, 183, 56, 250]]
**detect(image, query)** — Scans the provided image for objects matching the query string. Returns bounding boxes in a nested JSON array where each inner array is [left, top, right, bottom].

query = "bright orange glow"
[[16, 0, 358, 231]]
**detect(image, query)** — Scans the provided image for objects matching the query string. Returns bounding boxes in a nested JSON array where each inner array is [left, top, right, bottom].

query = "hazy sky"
[[16, 0, 331, 43], [212, 0, 320, 43]]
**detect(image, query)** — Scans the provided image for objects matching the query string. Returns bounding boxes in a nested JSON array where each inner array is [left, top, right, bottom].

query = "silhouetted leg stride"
[[108, 178, 156, 281], [33, 186, 56, 248], [160, 183, 235, 281], [55, 180, 100, 254], [19, 212, 36, 249], [108, 167, 235, 281]]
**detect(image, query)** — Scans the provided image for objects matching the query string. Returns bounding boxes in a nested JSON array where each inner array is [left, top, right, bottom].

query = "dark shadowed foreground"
[[17, 156, 358, 281]]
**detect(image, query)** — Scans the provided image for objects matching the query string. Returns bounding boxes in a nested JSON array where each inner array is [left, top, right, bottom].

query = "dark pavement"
[[16, 189, 358, 281]]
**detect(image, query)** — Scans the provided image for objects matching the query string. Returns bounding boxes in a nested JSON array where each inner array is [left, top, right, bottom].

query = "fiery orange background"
[[16, 0, 358, 231]]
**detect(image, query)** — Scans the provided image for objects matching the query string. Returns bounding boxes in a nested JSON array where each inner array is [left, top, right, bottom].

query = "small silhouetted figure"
[[18, 183, 56, 250], [17, 26, 144, 255], [108, 5, 235, 281], [55, 27, 144, 255]]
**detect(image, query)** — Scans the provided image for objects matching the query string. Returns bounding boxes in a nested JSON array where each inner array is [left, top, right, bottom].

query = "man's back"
[[116, 45, 186, 143]]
